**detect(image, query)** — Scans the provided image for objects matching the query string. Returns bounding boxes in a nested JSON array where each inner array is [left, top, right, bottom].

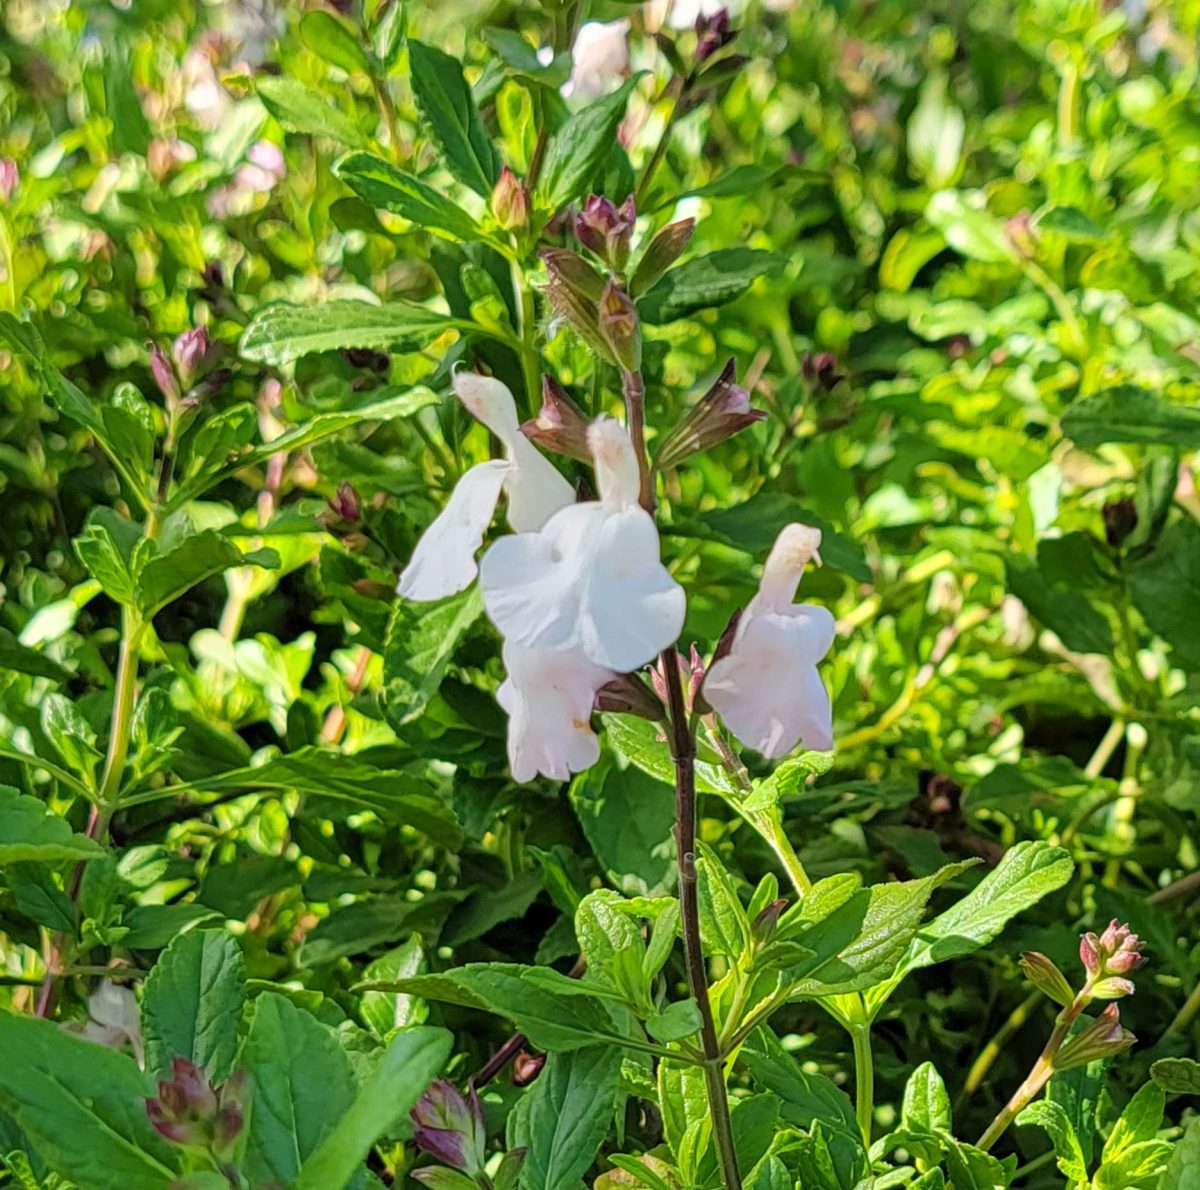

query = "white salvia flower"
[[480, 417, 686, 673], [704, 523, 835, 757], [81, 979, 144, 1065], [498, 641, 614, 783], [398, 374, 574, 602], [563, 19, 631, 100]]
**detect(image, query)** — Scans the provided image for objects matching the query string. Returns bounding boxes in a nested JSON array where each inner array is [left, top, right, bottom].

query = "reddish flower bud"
[[149, 342, 180, 405], [1081, 919, 1145, 988], [801, 351, 842, 391], [752, 897, 788, 943], [653, 358, 766, 472], [513, 1052, 546, 1085], [328, 481, 361, 522], [1055, 1004, 1136, 1071], [172, 326, 211, 388], [1102, 498, 1137, 548], [411, 1081, 487, 1175], [576, 194, 635, 274], [596, 671, 665, 721], [144, 1059, 247, 1155], [521, 375, 593, 462], [695, 8, 737, 63], [598, 280, 641, 373], [630, 218, 694, 295], [492, 165, 529, 232]]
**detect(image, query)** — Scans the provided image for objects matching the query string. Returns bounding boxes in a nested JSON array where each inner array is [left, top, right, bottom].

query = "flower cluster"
[[144, 1058, 248, 1160]]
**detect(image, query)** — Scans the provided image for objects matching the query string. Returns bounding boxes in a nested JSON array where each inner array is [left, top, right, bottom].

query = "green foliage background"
[[0, 0, 1198, 1187]]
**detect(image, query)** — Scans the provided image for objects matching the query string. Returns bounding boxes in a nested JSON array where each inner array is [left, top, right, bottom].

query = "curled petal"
[[579, 507, 686, 671], [754, 522, 823, 611], [504, 433, 575, 531], [452, 372, 522, 445], [705, 612, 833, 757], [497, 643, 613, 782], [398, 461, 510, 602]]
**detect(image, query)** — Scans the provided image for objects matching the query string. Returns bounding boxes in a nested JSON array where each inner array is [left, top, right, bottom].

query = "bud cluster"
[[1079, 918, 1145, 999], [144, 1058, 248, 1160], [410, 1080, 526, 1190]]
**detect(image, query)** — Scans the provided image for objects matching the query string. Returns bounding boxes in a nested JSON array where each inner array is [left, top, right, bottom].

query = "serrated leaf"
[[298, 10, 370, 74], [292, 1026, 452, 1190], [335, 152, 485, 241], [639, 249, 784, 324], [537, 77, 640, 209], [1161, 1119, 1200, 1189], [902, 1062, 952, 1133], [0, 786, 105, 865], [1061, 387, 1200, 449], [408, 40, 499, 196], [240, 300, 463, 365], [1151, 1057, 1200, 1095], [141, 930, 247, 1084], [137, 530, 279, 616], [257, 75, 367, 146], [1103, 1081, 1164, 1163], [361, 934, 428, 1037]]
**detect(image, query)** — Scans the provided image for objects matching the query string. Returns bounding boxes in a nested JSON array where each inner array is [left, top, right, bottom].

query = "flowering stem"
[[621, 368, 654, 510], [963, 990, 1040, 1099], [976, 990, 1091, 1152], [663, 647, 742, 1190]]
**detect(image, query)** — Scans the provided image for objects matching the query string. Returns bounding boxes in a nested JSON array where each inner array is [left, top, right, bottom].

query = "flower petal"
[[705, 612, 833, 757], [397, 460, 510, 601], [503, 434, 575, 532], [579, 507, 686, 671], [497, 642, 612, 782], [479, 503, 606, 652]]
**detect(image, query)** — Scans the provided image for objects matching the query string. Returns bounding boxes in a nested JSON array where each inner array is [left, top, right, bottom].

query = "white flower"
[[564, 20, 631, 101], [81, 979, 144, 1065], [498, 642, 613, 783], [704, 523, 835, 757], [398, 374, 574, 602], [480, 417, 686, 673]]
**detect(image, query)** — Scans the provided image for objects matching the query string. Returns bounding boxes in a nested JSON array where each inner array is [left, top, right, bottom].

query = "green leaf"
[[383, 586, 484, 725], [898, 841, 1073, 974], [74, 508, 141, 605], [537, 77, 640, 209], [257, 76, 367, 146], [1007, 556, 1114, 655], [696, 843, 750, 959], [335, 152, 485, 242], [173, 747, 461, 848], [907, 73, 964, 189], [0, 786, 104, 864], [40, 693, 102, 785], [240, 300, 464, 365], [926, 189, 1016, 264], [408, 40, 500, 196], [0, 1012, 178, 1189], [574, 889, 642, 970], [381, 963, 643, 1053], [1129, 519, 1200, 671], [361, 934, 428, 1037], [570, 759, 678, 897], [740, 1031, 858, 1141], [1034, 205, 1106, 243], [292, 1026, 452, 1190], [240, 993, 358, 1187], [1151, 1058, 1200, 1095], [902, 1062, 952, 1134], [299, 10, 371, 74], [638, 249, 784, 324], [645, 999, 702, 1043], [141, 930, 247, 1084], [1061, 387, 1200, 449], [1103, 1081, 1164, 1162], [1161, 1120, 1200, 1190], [601, 715, 737, 797], [508, 1047, 623, 1190], [0, 627, 71, 682], [137, 530, 279, 617]]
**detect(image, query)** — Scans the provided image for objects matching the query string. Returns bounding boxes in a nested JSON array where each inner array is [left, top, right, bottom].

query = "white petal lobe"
[[397, 460, 509, 602]]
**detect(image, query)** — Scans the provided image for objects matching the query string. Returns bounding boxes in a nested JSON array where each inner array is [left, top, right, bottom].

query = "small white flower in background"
[[564, 19, 631, 100], [398, 374, 574, 602], [498, 642, 614, 783], [80, 979, 144, 1066], [480, 416, 686, 673], [704, 522, 835, 758]]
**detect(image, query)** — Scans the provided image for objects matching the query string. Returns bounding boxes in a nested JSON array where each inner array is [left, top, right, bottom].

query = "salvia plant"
[[0, 1, 1198, 1189]]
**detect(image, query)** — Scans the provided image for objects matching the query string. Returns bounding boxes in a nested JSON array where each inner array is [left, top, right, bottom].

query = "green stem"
[[621, 368, 654, 511], [1164, 977, 1200, 1038], [635, 85, 682, 209], [512, 258, 542, 412], [94, 610, 145, 833], [851, 1023, 875, 1146]]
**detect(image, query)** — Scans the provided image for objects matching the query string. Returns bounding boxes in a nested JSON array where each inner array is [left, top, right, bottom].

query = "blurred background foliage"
[[1, 0, 1199, 1184]]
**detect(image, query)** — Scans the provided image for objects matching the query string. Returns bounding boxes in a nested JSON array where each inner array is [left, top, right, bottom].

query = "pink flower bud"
[[576, 194, 635, 273], [1019, 952, 1075, 1008], [172, 326, 210, 388], [492, 166, 529, 232], [521, 376, 593, 462], [540, 247, 614, 363], [149, 342, 180, 405], [1081, 919, 1145, 987], [752, 898, 788, 943], [411, 1081, 487, 1175], [328, 481, 361, 522], [595, 671, 664, 720], [801, 351, 842, 391], [695, 8, 737, 63], [1055, 1004, 1136, 1070]]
